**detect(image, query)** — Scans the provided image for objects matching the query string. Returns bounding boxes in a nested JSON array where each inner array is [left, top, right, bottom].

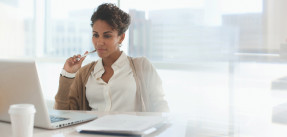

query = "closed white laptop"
[[0, 59, 97, 129]]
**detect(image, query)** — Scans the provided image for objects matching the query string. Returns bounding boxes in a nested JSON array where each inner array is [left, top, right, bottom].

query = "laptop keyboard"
[[50, 115, 69, 123]]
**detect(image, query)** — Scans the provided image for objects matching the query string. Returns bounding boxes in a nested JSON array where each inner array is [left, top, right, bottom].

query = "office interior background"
[[1, 0, 287, 127]]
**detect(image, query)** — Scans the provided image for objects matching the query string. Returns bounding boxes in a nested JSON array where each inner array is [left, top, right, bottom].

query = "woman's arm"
[[54, 52, 87, 110], [54, 75, 75, 110]]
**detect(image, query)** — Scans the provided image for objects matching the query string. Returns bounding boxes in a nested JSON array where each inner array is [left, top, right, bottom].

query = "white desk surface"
[[2, 109, 287, 137]]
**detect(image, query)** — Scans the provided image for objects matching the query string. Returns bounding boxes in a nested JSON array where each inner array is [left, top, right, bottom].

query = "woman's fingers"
[[72, 54, 82, 62], [63, 52, 89, 73], [67, 54, 81, 64], [66, 57, 73, 64], [77, 51, 88, 62], [66, 51, 89, 66]]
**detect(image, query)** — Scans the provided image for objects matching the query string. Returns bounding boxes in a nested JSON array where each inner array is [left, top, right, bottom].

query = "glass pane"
[[45, 0, 117, 59], [121, 0, 242, 114], [0, 0, 35, 58], [120, 1, 274, 135], [3, 1, 287, 131]]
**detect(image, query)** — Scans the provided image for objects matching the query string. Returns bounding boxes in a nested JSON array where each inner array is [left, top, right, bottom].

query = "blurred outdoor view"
[[1, 0, 287, 128]]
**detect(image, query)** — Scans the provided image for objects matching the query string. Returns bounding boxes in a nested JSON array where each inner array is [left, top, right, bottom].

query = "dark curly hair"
[[91, 3, 131, 36]]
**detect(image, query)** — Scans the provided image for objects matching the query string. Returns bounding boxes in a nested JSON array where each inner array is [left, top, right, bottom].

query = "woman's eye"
[[93, 34, 99, 37], [104, 35, 111, 38]]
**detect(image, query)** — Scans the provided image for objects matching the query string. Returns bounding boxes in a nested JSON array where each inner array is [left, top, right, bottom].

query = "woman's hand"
[[63, 51, 88, 73]]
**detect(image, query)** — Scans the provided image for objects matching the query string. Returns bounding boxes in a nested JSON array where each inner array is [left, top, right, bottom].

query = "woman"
[[54, 3, 169, 112]]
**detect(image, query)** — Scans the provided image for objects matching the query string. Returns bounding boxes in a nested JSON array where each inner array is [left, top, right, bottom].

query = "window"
[[0, 0, 35, 58], [1, 0, 287, 119], [45, 0, 117, 58]]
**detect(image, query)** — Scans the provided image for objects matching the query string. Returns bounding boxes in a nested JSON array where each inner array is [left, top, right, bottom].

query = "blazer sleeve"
[[54, 72, 82, 110], [54, 75, 74, 110]]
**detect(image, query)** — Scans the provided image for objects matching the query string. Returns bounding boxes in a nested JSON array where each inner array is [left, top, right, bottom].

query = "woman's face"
[[92, 20, 124, 59]]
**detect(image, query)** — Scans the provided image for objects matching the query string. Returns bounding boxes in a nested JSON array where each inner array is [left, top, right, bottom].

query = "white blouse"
[[85, 52, 138, 112], [60, 52, 169, 112]]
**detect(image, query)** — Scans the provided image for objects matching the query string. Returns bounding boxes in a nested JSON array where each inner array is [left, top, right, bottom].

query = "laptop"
[[0, 59, 97, 129]]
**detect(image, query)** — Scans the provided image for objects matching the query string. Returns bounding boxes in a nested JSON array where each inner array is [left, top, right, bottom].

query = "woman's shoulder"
[[130, 56, 151, 65], [129, 56, 154, 71]]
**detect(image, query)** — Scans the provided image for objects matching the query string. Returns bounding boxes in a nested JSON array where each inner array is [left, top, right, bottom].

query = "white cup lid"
[[8, 104, 36, 114]]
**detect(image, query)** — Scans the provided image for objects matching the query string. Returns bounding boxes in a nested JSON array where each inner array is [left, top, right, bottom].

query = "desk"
[[1, 110, 287, 137]]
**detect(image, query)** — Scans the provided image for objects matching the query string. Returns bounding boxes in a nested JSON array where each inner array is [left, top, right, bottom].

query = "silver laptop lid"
[[0, 59, 97, 129], [0, 59, 52, 128]]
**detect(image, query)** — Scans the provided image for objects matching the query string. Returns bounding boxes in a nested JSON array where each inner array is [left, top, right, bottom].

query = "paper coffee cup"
[[8, 104, 36, 137]]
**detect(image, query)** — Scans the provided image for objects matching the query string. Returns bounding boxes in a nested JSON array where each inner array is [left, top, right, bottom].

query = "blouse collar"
[[91, 51, 128, 77]]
